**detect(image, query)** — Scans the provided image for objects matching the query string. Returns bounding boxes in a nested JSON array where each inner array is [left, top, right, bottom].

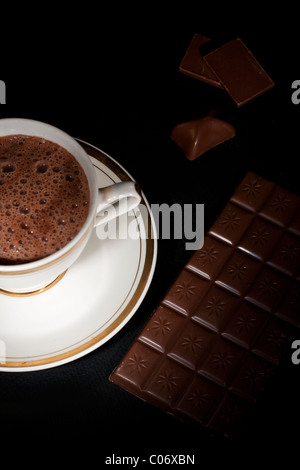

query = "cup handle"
[[94, 181, 141, 227]]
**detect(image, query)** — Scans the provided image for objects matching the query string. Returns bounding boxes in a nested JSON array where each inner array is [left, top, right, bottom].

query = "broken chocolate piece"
[[170, 113, 236, 160], [110, 172, 300, 438], [179, 33, 223, 88], [204, 38, 274, 106]]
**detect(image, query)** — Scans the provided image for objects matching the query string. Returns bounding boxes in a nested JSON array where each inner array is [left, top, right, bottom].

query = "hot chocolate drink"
[[0, 134, 90, 264]]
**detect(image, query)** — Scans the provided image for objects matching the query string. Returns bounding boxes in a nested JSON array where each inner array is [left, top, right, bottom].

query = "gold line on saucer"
[[0, 270, 67, 297]]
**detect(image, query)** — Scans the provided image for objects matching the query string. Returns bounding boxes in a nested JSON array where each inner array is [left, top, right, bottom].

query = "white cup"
[[0, 118, 141, 295]]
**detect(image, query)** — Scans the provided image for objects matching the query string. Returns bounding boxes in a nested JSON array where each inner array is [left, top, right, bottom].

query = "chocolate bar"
[[179, 34, 223, 88], [110, 172, 300, 438], [170, 112, 236, 160], [204, 39, 274, 106]]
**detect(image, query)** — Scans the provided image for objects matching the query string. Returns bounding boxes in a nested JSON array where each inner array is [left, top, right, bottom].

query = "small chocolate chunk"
[[170, 113, 236, 160], [179, 33, 223, 88], [204, 38, 274, 106]]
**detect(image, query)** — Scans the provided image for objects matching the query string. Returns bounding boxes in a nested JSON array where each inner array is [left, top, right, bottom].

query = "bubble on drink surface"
[[2, 163, 15, 173], [36, 162, 49, 174], [66, 174, 74, 182], [20, 206, 30, 215]]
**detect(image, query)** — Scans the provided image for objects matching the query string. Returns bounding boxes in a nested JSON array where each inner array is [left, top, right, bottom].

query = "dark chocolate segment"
[[237, 218, 282, 262], [267, 232, 300, 277], [221, 301, 268, 350], [215, 250, 261, 296], [229, 354, 275, 403], [162, 269, 209, 316], [191, 284, 239, 333], [276, 282, 300, 327], [245, 265, 291, 313], [179, 33, 223, 88], [110, 172, 300, 438], [251, 317, 296, 365], [203, 38, 274, 106], [288, 210, 300, 236], [230, 172, 275, 213], [176, 375, 223, 423], [170, 113, 236, 160], [259, 185, 300, 228], [209, 202, 254, 245], [186, 235, 232, 280], [197, 336, 246, 387]]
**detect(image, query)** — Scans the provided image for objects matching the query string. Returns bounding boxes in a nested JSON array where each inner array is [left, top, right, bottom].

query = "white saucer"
[[0, 140, 157, 372]]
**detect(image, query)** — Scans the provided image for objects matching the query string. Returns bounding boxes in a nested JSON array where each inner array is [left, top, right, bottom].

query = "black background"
[[0, 7, 299, 467]]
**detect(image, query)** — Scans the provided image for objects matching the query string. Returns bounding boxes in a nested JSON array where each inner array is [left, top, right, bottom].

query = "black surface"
[[0, 12, 299, 466]]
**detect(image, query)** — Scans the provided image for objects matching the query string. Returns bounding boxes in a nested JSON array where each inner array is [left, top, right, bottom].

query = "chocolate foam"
[[0, 134, 90, 264]]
